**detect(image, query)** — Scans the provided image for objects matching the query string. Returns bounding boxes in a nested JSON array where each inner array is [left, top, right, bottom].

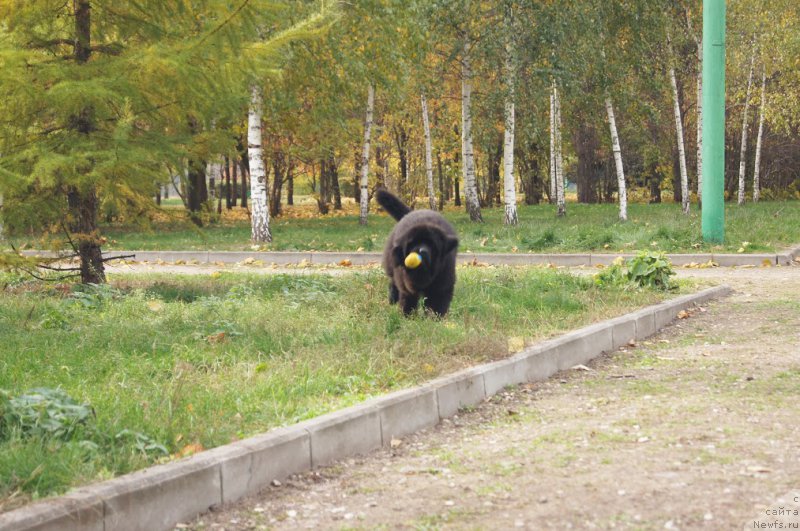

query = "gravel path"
[[180, 267, 800, 531]]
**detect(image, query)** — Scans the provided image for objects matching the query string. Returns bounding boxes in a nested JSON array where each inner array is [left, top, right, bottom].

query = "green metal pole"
[[701, 0, 726, 243]]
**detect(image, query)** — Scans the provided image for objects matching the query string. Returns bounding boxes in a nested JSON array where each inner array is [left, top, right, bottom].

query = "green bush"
[[595, 251, 676, 291]]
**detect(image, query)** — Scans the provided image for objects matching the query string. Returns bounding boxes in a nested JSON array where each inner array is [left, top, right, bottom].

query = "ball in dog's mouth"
[[404, 252, 422, 269]]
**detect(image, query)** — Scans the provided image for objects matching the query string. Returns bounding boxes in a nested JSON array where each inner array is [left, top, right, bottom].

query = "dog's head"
[[392, 224, 458, 288]]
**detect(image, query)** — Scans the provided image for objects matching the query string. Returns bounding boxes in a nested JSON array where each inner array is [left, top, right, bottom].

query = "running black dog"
[[376, 189, 459, 316]]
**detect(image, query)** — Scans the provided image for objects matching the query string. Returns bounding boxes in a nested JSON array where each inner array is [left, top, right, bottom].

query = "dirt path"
[[184, 268, 800, 531]]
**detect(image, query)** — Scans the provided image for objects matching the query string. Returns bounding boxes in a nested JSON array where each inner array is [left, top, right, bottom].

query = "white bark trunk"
[[696, 51, 703, 203], [549, 87, 556, 204], [461, 39, 482, 222], [605, 96, 627, 222], [359, 85, 375, 224], [554, 85, 566, 217], [248, 86, 271, 243], [670, 68, 690, 214], [502, 24, 517, 225], [738, 51, 756, 205], [421, 93, 436, 211], [753, 70, 766, 203]]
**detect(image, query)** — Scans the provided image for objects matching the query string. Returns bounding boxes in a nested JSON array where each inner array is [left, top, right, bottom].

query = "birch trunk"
[[604, 96, 627, 221], [753, 70, 766, 203], [359, 85, 375, 225], [248, 86, 271, 243], [670, 68, 690, 214], [549, 86, 556, 204], [461, 39, 482, 222], [502, 20, 518, 225], [696, 51, 703, 204], [421, 93, 436, 211], [737, 51, 755, 205], [554, 85, 566, 217]]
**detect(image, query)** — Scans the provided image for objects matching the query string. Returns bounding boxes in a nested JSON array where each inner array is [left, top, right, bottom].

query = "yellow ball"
[[404, 252, 422, 269]]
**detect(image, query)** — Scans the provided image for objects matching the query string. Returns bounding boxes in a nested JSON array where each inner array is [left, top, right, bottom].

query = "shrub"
[[594, 252, 676, 290]]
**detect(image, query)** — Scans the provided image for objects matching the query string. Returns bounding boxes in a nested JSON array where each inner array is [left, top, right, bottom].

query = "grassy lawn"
[[84, 201, 800, 255], [0, 268, 681, 510]]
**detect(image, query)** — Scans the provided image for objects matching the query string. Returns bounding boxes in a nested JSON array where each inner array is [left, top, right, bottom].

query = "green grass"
[[85, 201, 800, 254], [0, 268, 678, 509]]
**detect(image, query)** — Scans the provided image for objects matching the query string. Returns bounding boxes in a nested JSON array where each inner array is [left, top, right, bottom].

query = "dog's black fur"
[[376, 189, 459, 316]]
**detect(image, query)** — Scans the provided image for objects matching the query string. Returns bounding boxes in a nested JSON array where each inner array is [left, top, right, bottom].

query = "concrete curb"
[[0, 285, 733, 531], [21, 248, 800, 267]]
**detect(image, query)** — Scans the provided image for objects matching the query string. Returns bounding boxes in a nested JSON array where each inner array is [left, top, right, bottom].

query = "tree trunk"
[[436, 152, 445, 210], [224, 157, 232, 209], [231, 158, 238, 206], [67, 1, 105, 283], [330, 155, 342, 210], [247, 86, 271, 243], [461, 39, 482, 222], [270, 153, 285, 218], [738, 50, 756, 205], [502, 18, 518, 225], [696, 49, 704, 205], [670, 67, 690, 214], [753, 70, 766, 203], [549, 84, 556, 204], [186, 159, 207, 224], [240, 162, 248, 209], [359, 85, 375, 224], [604, 97, 627, 221], [554, 85, 566, 217], [287, 168, 294, 205], [421, 93, 436, 211], [68, 187, 105, 284]]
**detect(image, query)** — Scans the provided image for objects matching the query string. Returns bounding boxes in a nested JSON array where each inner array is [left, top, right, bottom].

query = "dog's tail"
[[375, 189, 411, 221]]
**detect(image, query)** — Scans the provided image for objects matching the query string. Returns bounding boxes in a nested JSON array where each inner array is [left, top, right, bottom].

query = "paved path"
[[181, 267, 800, 530]]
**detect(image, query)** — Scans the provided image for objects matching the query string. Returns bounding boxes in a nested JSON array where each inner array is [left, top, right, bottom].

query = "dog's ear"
[[444, 236, 459, 255], [392, 245, 405, 266]]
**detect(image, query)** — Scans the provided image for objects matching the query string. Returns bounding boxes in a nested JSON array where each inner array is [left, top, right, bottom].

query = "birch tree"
[[461, 38, 482, 222], [554, 84, 566, 217], [549, 88, 556, 204], [694, 34, 704, 204], [421, 93, 436, 210], [753, 70, 767, 203], [359, 85, 375, 224], [248, 87, 271, 243], [604, 97, 627, 221], [738, 49, 756, 205], [502, 7, 518, 226], [669, 66, 690, 214]]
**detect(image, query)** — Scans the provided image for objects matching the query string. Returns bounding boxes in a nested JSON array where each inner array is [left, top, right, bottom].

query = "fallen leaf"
[[677, 310, 690, 319], [390, 438, 402, 448], [206, 332, 226, 344], [242, 257, 255, 265], [572, 364, 593, 372], [338, 259, 352, 267], [178, 443, 204, 457]]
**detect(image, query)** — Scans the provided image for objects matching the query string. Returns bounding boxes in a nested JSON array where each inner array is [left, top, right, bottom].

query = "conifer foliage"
[[0, 0, 321, 282]]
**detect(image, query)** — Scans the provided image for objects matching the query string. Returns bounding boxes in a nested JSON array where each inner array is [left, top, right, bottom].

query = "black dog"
[[376, 189, 459, 316]]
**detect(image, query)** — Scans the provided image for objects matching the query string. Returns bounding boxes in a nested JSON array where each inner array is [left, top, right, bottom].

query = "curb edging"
[[0, 285, 733, 531], [21, 248, 800, 267]]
